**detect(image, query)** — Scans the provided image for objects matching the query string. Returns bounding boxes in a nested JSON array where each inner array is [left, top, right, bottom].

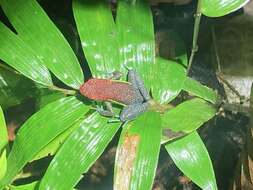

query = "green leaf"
[[73, 0, 121, 78], [9, 181, 39, 190], [161, 98, 216, 143], [39, 112, 120, 190], [0, 66, 39, 110], [114, 111, 161, 190], [200, 0, 250, 17], [165, 132, 218, 190], [117, 0, 155, 86], [0, 150, 7, 181], [1, 0, 84, 89], [0, 106, 8, 181], [0, 97, 90, 188], [32, 120, 79, 161], [0, 106, 8, 152], [183, 77, 219, 104], [35, 89, 66, 109], [0, 22, 52, 86], [152, 57, 186, 104]]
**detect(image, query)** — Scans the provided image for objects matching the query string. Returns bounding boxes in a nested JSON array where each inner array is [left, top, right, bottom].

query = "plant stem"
[[49, 85, 77, 95], [187, 2, 202, 75], [211, 26, 221, 73]]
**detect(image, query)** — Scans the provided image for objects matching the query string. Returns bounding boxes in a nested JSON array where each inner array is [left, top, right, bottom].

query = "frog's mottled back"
[[79, 78, 144, 105]]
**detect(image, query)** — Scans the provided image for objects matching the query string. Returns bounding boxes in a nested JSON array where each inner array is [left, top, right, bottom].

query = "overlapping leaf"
[[183, 77, 218, 104], [114, 111, 161, 190], [0, 66, 39, 109], [165, 132, 218, 190], [117, 0, 155, 85], [32, 121, 79, 161], [40, 113, 120, 190], [161, 98, 216, 143], [1, 0, 84, 89], [0, 22, 52, 86], [0, 97, 90, 188], [73, 0, 121, 78], [200, 0, 250, 17]]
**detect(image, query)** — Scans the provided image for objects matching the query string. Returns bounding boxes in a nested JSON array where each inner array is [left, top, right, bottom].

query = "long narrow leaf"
[[0, 22, 52, 86], [165, 132, 218, 190], [114, 111, 161, 190], [0, 97, 90, 188], [39, 112, 120, 190], [73, 0, 121, 78], [183, 77, 218, 104], [1, 0, 84, 89], [161, 98, 216, 143], [117, 0, 155, 86]]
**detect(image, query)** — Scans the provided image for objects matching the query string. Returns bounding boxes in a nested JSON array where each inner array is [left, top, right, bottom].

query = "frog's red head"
[[79, 78, 112, 101]]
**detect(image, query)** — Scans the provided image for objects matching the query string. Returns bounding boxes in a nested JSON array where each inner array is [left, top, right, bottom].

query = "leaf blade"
[[0, 22, 52, 86], [39, 113, 120, 190], [73, 0, 120, 78], [161, 98, 216, 143], [0, 97, 90, 188], [152, 57, 186, 104], [183, 77, 218, 104], [114, 111, 161, 190], [117, 0, 155, 86], [165, 132, 218, 190], [1, 0, 84, 89], [200, 0, 250, 17]]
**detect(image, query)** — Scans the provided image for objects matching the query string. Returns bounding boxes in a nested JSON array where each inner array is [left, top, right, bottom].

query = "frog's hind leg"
[[127, 70, 151, 101], [119, 102, 149, 122]]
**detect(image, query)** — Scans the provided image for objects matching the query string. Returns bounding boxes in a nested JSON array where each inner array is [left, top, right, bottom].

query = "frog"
[[79, 70, 151, 122]]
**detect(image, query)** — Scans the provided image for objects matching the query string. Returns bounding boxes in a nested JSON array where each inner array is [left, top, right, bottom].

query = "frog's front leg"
[[97, 71, 123, 118], [120, 102, 149, 122], [96, 102, 117, 117], [127, 70, 151, 101]]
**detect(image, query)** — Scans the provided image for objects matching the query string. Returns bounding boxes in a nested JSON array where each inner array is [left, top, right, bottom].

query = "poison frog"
[[79, 70, 150, 122]]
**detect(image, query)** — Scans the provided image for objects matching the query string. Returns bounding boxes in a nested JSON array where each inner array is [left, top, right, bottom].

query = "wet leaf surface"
[[165, 132, 218, 190], [40, 112, 120, 190], [200, 0, 250, 17], [0, 97, 90, 188], [114, 111, 161, 190], [1, 0, 84, 89]]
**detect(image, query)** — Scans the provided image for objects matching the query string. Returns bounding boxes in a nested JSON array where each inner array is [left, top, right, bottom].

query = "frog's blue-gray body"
[[119, 70, 150, 121]]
